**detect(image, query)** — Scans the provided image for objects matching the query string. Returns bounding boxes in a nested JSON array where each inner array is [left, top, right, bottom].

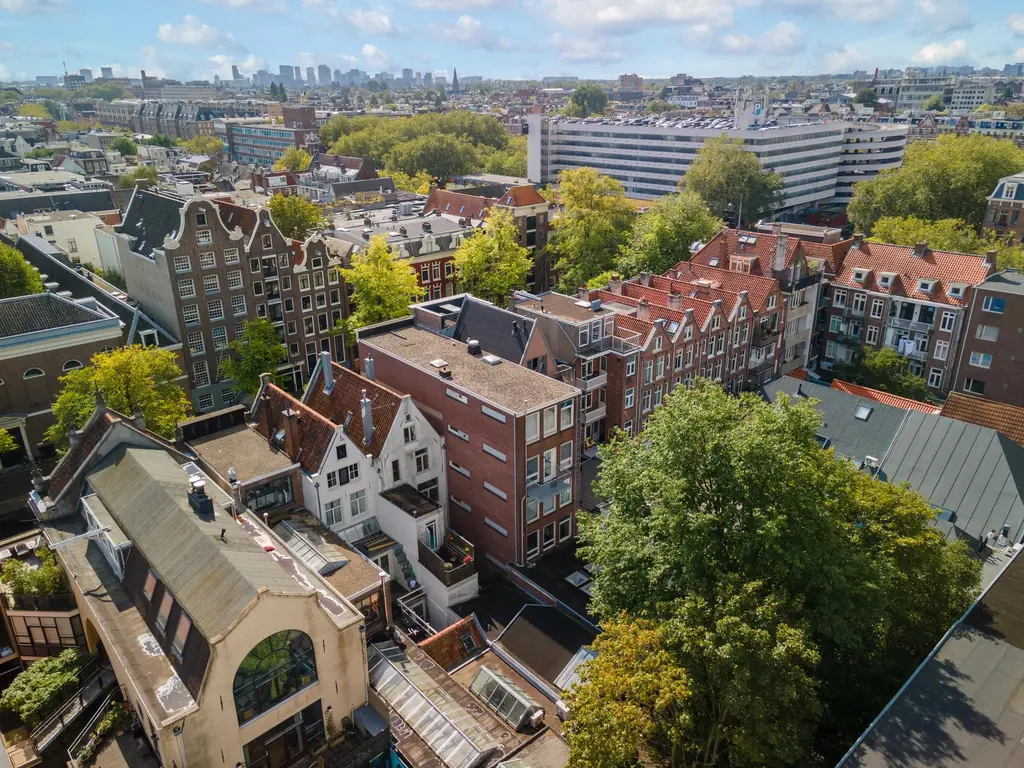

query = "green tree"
[[567, 84, 608, 117], [680, 136, 784, 225], [1001, 86, 1015, 100], [270, 82, 279, 99], [923, 94, 946, 111], [575, 383, 980, 766], [117, 165, 158, 189], [278, 84, 288, 102], [386, 133, 478, 180], [848, 133, 1024, 233], [854, 88, 879, 106], [338, 235, 424, 342], [16, 103, 50, 119], [267, 194, 329, 239], [1, 547, 66, 597], [832, 345, 933, 401], [24, 147, 55, 159], [272, 146, 312, 172], [452, 208, 532, 305], [108, 136, 137, 156], [45, 346, 191, 445], [386, 167, 433, 194], [0, 649, 93, 726], [617, 190, 724, 277], [182, 134, 225, 156], [0, 429, 16, 454], [145, 133, 174, 148], [645, 99, 673, 113], [482, 136, 527, 177], [0, 243, 44, 298], [548, 167, 635, 290], [219, 318, 288, 397]]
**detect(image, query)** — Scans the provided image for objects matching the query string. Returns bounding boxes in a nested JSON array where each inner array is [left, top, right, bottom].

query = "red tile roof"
[[418, 615, 487, 671], [833, 242, 991, 306], [799, 239, 852, 275], [47, 411, 116, 499], [497, 186, 546, 207], [304, 362, 402, 458], [658, 263, 779, 313], [252, 384, 337, 473], [940, 393, 1024, 447], [830, 379, 939, 414], [423, 189, 490, 220], [692, 229, 799, 276]]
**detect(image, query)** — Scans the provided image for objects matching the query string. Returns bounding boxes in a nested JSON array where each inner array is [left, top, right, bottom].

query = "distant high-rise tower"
[[423, 71, 433, 87], [79, 68, 94, 83], [279, 65, 293, 81], [452, 68, 459, 93], [318, 64, 331, 86], [231, 64, 241, 81], [333, 68, 342, 85], [100, 66, 114, 79], [306, 66, 315, 85]]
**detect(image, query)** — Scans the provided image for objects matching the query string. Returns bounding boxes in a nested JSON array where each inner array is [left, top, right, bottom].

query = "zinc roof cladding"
[[976, 268, 1024, 296], [361, 323, 578, 415], [692, 229, 799, 275], [495, 604, 598, 691], [87, 445, 307, 640], [117, 188, 184, 257], [252, 383, 337, 472], [0, 292, 109, 339], [304, 361, 401, 458], [452, 297, 534, 364], [665, 261, 778, 311], [941, 393, 1024, 448], [833, 242, 991, 306], [422, 189, 490, 220], [417, 614, 488, 671], [830, 379, 940, 414], [990, 172, 1024, 201]]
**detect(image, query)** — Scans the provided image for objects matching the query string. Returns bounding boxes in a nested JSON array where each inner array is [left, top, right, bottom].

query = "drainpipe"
[[173, 722, 187, 768]]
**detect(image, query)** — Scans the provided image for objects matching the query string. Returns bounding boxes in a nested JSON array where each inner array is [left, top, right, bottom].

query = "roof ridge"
[[265, 383, 338, 430]]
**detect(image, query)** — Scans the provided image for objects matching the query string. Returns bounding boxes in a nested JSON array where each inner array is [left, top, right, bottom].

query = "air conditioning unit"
[[864, 455, 880, 469], [555, 700, 569, 720], [529, 709, 545, 729]]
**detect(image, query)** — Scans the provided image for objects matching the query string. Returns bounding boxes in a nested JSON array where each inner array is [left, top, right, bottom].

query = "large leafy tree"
[[869, 215, 1024, 270], [337, 235, 424, 342], [182, 134, 225, 157], [46, 346, 191, 445], [0, 243, 44, 298], [617, 190, 724, 277], [572, 383, 980, 766], [567, 84, 609, 117], [219, 318, 288, 397], [385, 133, 478, 179], [0, 649, 93, 726], [272, 146, 311, 171], [848, 133, 1024, 233], [548, 167, 635, 290], [16, 103, 50, 119], [117, 166, 158, 189], [108, 136, 137, 156], [679, 137, 784, 225], [832, 346, 933, 401], [453, 208, 531, 305], [267, 194, 330, 239]]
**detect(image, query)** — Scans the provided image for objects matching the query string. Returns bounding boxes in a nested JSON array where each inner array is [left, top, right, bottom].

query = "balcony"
[[578, 371, 608, 392], [417, 529, 475, 587], [748, 354, 773, 372], [752, 328, 781, 348], [791, 273, 821, 291], [842, 306, 865, 320], [785, 328, 811, 348], [578, 334, 640, 357], [6, 592, 77, 612], [787, 301, 813, 322], [262, 260, 279, 279], [583, 404, 607, 424], [885, 315, 934, 334]]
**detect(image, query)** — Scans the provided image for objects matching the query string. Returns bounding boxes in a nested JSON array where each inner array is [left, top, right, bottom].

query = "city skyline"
[[0, 0, 1022, 84]]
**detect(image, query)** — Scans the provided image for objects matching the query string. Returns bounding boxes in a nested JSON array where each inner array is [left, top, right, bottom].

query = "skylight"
[[855, 405, 873, 421], [469, 666, 542, 731]]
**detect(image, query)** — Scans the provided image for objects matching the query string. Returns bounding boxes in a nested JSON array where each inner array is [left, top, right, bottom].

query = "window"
[[543, 448, 556, 481], [447, 424, 469, 442], [301, 296, 312, 312], [940, 311, 956, 332], [203, 275, 220, 294], [196, 229, 212, 245], [208, 299, 224, 321], [484, 481, 507, 500], [526, 499, 540, 523], [558, 516, 572, 541], [543, 406, 557, 437], [654, 335, 663, 351], [578, 324, 590, 347], [870, 299, 883, 319], [644, 360, 653, 384], [253, 282, 264, 297], [182, 304, 200, 326], [917, 279, 933, 293], [559, 441, 573, 470], [976, 325, 999, 342], [625, 356, 636, 377], [622, 420, 633, 436], [195, 211, 207, 227], [983, 296, 1006, 314], [543, 522, 555, 548], [928, 368, 943, 388], [326, 470, 338, 489], [324, 499, 343, 526], [656, 356, 665, 379], [445, 262, 454, 278], [879, 274, 893, 288], [970, 351, 993, 368], [173, 255, 191, 273], [187, 331, 205, 355], [767, 295, 776, 310], [178, 278, 196, 299], [833, 289, 847, 308], [933, 340, 949, 361], [224, 248, 240, 264], [227, 270, 243, 290], [624, 387, 634, 408], [559, 400, 573, 430], [526, 531, 540, 557], [193, 360, 210, 388], [285, 298, 295, 313], [250, 258, 261, 274], [403, 425, 416, 444], [481, 405, 507, 423], [963, 377, 986, 395], [526, 456, 540, 484], [446, 388, 468, 404], [261, 234, 273, 249], [211, 327, 228, 350], [483, 443, 506, 462], [420, 265, 429, 283], [414, 448, 429, 474], [232, 630, 317, 725], [299, 274, 310, 291], [200, 251, 216, 269], [62, 359, 82, 372], [642, 390, 651, 412], [143, 570, 157, 600], [863, 325, 877, 345], [170, 612, 191, 659], [156, 591, 173, 633], [557, 485, 572, 509], [654, 385, 663, 407], [231, 295, 247, 316], [349, 489, 367, 517]]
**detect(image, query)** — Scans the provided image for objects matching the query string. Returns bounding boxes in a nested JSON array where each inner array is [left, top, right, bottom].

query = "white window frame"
[[543, 405, 557, 437]]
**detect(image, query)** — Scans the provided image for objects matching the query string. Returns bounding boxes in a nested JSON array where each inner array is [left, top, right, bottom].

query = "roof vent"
[[482, 354, 502, 366], [188, 478, 214, 516], [467, 340, 481, 355], [429, 358, 449, 368], [422, 222, 432, 232], [439, 367, 453, 379]]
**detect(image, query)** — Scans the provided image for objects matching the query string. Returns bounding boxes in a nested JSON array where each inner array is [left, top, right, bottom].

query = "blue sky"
[[1, 0, 1023, 83]]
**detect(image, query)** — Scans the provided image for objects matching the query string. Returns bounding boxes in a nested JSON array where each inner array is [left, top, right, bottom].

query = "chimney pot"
[[360, 389, 374, 446], [577, 285, 589, 300], [639, 271, 652, 287], [363, 354, 375, 381], [636, 298, 651, 323], [985, 249, 997, 267], [609, 274, 623, 295], [774, 233, 788, 274], [912, 240, 928, 258], [321, 350, 333, 392], [132, 407, 146, 431], [852, 233, 864, 248]]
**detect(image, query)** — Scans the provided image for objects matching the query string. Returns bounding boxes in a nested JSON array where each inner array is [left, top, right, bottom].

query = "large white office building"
[[526, 109, 907, 211]]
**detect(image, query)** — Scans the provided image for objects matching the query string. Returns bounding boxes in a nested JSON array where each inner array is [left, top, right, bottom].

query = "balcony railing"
[[885, 315, 934, 334], [417, 529, 475, 588], [752, 328, 781, 348], [578, 371, 608, 391], [6, 593, 77, 612], [583, 404, 607, 424], [842, 306, 865, 319], [787, 301, 813, 321], [578, 334, 640, 357]]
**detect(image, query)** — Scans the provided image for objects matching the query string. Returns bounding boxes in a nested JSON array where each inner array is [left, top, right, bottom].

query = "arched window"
[[232, 630, 317, 725], [62, 360, 83, 372], [23, 368, 44, 379]]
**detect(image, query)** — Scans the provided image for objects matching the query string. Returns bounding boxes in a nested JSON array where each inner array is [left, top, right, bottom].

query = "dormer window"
[[947, 284, 965, 298], [879, 274, 894, 288], [917, 279, 934, 293], [853, 269, 868, 283], [1006, 182, 1018, 200]]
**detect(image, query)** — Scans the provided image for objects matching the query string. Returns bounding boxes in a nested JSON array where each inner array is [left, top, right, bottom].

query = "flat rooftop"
[[188, 423, 295, 485], [515, 292, 618, 323], [331, 212, 471, 246], [360, 323, 579, 415]]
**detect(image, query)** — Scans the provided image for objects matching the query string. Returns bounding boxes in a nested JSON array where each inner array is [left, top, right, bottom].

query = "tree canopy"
[[272, 146, 312, 172], [267, 194, 330, 239], [482, 135, 527, 177], [108, 136, 137, 156], [219, 318, 288, 397], [144, 133, 174, 148], [0, 243, 44, 299], [0, 649, 93, 726], [452, 208, 532, 305], [923, 94, 946, 112], [548, 167, 636, 290], [181, 134, 225, 157], [680, 137, 784, 225], [567, 85, 609, 117], [868, 215, 1024, 269], [386, 133, 478, 179], [617, 190, 724, 277], [570, 383, 980, 766], [848, 134, 1024, 233], [117, 165, 158, 189], [16, 103, 50, 119], [854, 88, 879, 106], [46, 346, 191, 445], [337, 235, 424, 342], [832, 346, 933, 401]]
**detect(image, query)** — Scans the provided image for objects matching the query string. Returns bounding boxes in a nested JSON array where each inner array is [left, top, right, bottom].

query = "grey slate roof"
[[87, 445, 307, 640], [452, 296, 534, 365], [0, 188, 118, 219], [117, 188, 184, 257], [975, 269, 1024, 296], [331, 177, 396, 198], [495, 604, 597, 691], [0, 291, 106, 338], [990, 172, 1024, 202]]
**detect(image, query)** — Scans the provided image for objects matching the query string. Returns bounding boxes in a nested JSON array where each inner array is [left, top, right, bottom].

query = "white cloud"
[[157, 15, 237, 47], [1011, 13, 1024, 37], [543, 0, 738, 31], [915, 0, 970, 34], [428, 15, 513, 51], [823, 43, 870, 73], [205, 53, 267, 80], [196, 0, 286, 10], [911, 38, 970, 65], [717, 20, 804, 55], [0, 0, 65, 13], [362, 43, 390, 70], [409, 0, 496, 8], [138, 46, 169, 78], [0, 41, 12, 49], [550, 33, 621, 62], [346, 9, 396, 34], [781, 0, 905, 23]]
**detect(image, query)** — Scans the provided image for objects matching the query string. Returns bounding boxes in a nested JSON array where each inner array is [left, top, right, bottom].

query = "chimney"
[[321, 350, 333, 392], [985, 250, 997, 268], [281, 408, 299, 458], [774, 234, 788, 273], [132, 407, 146, 431], [639, 271, 652, 287], [67, 426, 81, 450], [94, 387, 106, 416], [636, 298, 650, 323], [912, 240, 927, 258], [609, 273, 623, 295], [259, 372, 272, 392], [364, 354, 375, 381], [771, 222, 783, 236], [666, 291, 682, 311], [852, 233, 864, 248], [577, 285, 589, 301], [360, 389, 374, 446]]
